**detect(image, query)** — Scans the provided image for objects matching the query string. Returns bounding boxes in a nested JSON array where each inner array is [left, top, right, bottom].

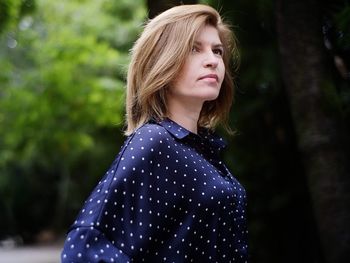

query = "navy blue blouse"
[[61, 118, 248, 262]]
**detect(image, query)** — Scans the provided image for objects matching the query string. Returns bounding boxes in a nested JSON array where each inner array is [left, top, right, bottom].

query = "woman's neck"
[[167, 99, 202, 134]]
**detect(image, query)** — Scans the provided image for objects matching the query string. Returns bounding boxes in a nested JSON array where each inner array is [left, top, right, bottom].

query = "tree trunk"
[[147, 0, 197, 19], [276, 0, 350, 262]]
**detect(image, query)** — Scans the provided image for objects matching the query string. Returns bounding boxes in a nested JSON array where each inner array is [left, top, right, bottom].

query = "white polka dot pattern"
[[61, 118, 248, 262]]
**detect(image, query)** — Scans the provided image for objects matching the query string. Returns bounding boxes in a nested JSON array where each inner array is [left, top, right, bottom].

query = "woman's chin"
[[201, 92, 220, 102]]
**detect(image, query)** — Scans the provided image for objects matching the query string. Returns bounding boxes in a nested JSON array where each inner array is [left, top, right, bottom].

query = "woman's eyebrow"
[[213, 42, 224, 47], [194, 41, 223, 47]]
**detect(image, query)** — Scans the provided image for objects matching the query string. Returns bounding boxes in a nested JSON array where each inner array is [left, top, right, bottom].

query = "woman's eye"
[[213, 48, 223, 56], [191, 46, 200, 53]]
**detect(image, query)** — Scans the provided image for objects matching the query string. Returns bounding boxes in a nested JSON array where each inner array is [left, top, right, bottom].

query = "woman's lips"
[[198, 74, 219, 82]]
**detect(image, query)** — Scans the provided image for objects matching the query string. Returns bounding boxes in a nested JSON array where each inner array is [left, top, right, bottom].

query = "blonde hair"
[[125, 4, 239, 135]]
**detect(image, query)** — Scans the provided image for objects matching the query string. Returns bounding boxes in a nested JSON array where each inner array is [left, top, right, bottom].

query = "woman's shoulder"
[[134, 120, 169, 138], [127, 120, 174, 148]]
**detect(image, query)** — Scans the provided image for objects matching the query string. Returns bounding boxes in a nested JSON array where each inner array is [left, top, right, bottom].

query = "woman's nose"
[[203, 51, 219, 68]]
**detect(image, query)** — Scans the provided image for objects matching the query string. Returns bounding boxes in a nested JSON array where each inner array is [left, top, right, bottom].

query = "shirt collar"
[[156, 118, 227, 149], [158, 118, 190, 139], [198, 128, 227, 150]]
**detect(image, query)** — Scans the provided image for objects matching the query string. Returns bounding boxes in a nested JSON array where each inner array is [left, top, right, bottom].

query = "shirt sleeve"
[[61, 226, 131, 262], [61, 123, 185, 262]]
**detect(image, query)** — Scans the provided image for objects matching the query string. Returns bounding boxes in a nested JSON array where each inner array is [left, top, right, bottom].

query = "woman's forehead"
[[194, 25, 222, 45]]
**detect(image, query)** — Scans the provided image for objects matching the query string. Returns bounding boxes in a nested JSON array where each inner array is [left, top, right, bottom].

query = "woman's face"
[[171, 25, 225, 106]]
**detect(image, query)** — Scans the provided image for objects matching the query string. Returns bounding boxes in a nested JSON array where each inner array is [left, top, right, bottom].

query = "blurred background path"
[[0, 244, 62, 263]]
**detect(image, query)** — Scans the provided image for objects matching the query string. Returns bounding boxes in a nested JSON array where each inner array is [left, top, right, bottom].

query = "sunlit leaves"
[[0, 0, 146, 236]]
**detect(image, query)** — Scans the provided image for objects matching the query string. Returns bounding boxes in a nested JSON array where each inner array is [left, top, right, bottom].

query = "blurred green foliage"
[[0, 0, 146, 241], [0, 0, 35, 33]]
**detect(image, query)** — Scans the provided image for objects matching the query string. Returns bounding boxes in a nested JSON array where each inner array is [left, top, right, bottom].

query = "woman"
[[62, 4, 248, 262]]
